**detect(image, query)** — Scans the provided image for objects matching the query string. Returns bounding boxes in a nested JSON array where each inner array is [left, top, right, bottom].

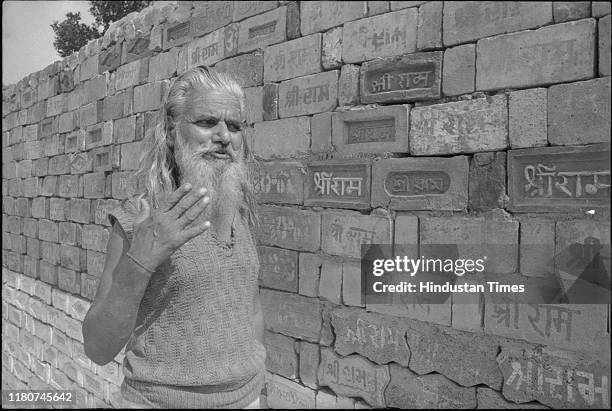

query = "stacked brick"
[[2, 1, 611, 408]]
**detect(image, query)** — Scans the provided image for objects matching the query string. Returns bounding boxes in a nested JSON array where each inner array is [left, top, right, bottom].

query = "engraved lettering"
[[347, 120, 395, 143], [249, 21, 277, 38], [168, 22, 191, 42], [384, 171, 450, 195]]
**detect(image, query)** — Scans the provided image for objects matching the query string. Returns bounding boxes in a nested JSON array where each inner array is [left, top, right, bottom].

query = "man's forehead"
[[187, 88, 242, 118]]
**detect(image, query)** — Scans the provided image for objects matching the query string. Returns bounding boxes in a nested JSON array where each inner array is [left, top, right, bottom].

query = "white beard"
[[174, 138, 248, 241]]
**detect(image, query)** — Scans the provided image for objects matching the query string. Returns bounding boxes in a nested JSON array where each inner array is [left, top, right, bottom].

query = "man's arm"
[[82, 185, 211, 365], [253, 288, 264, 345], [82, 223, 153, 365]]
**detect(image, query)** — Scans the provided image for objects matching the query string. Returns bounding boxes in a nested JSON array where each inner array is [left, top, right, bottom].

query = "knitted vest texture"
[[108, 197, 265, 409]]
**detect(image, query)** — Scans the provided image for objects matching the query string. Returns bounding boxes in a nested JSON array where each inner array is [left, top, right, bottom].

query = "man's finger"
[[169, 187, 208, 219], [161, 183, 192, 212], [134, 198, 151, 226], [178, 196, 210, 227], [182, 221, 211, 242]]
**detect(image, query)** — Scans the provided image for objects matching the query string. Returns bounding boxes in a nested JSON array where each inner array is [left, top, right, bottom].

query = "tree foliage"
[[89, 1, 151, 33], [51, 12, 99, 58], [50, 1, 151, 58]]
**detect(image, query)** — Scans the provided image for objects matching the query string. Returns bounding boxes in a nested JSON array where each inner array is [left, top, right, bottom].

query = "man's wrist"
[[123, 248, 158, 276]]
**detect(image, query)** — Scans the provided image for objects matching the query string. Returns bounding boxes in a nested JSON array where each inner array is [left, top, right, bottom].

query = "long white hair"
[[135, 66, 258, 230]]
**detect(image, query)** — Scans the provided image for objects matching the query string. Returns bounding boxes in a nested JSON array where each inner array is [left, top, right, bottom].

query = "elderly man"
[[82, 66, 265, 409]]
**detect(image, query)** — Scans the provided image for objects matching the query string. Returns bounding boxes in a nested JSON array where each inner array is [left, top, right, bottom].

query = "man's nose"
[[212, 121, 230, 144]]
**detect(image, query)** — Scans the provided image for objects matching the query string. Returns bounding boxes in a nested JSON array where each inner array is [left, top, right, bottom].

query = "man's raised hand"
[[127, 184, 211, 273]]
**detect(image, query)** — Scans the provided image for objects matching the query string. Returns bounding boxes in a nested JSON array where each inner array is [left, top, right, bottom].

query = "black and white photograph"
[[2, 0, 611, 409]]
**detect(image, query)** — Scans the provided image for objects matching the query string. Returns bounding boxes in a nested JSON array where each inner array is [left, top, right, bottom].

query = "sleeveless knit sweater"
[[108, 197, 266, 409]]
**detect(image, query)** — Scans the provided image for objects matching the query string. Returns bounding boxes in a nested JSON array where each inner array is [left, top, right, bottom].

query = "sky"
[[2, 1, 95, 86]]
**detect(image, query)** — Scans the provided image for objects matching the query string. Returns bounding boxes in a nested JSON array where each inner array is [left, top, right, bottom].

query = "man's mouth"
[[202, 148, 231, 160], [210, 152, 230, 159]]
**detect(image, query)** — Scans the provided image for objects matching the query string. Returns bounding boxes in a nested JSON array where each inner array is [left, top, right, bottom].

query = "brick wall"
[[2, 1, 611, 408]]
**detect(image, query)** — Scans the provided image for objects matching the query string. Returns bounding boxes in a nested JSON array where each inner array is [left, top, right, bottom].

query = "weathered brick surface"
[[184, 28, 225, 71], [360, 51, 442, 104], [509, 88, 548, 148], [304, 159, 371, 209], [258, 245, 298, 292], [3, 2, 611, 405], [243, 86, 263, 124], [134, 81, 164, 112], [321, 211, 390, 258], [233, 1, 277, 21], [262, 83, 278, 121], [417, 1, 442, 50], [497, 347, 610, 408], [253, 116, 310, 159], [298, 252, 321, 297], [331, 307, 410, 366], [507, 144, 611, 213], [519, 217, 556, 277], [405, 320, 503, 389], [238, 6, 287, 53], [485, 302, 609, 354], [321, 27, 342, 70], [214, 51, 263, 88], [444, 2, 552, 46], [266, 372, 316, 408], [148, 48, 178, 81], [442, 44, 475, 96], [477, 19, 596, 90], [331, 105, 409, 155], [476, 387, 548, 409], [343, 8, 417, 63], [257, 205, 320, 251], [318, 257, 342, 304], [250, 160, 304, 204], [468, 152, 507, 211], [299, 340, 320, 389], [300, 1, 367, 35], [264, 330, 298, 379], [278, 70, 338, 118], [264, 33, 322, 82], [372, 156, 469, 210], [593, 1, 612, 16], [114, 59, 148, 90], [600, 14, 611, 76], [338, 64, 360, 106], [410, 95, 507, 155], [261, 288, 321, 342], [318, 347, 389, 407], [548, 77, 611, 145], [385, 364, 477, 408], [419, 214, 519, 274], [554, 1, 590, 22]]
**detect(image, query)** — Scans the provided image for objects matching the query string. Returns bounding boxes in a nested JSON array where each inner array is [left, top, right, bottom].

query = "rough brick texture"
[[3, 2, 610, 408]]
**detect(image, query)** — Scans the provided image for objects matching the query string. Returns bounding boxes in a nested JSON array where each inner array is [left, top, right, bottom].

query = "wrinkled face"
[[176, 88, 244, 163], [172, 87, 248, 226]]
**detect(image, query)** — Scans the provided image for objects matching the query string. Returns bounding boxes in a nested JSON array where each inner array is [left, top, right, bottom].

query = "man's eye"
[[227, 123, 243, 132], [197, 119, 218, 127]]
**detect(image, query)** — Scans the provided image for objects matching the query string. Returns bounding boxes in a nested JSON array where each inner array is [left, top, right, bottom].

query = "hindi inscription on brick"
[[318, 347, 390, 407], [360, 51, 442, 104], [305, 159, 371, 209], [371, 156, 468, 210], [508, 144, 611, 212], [250, 161, 304, 204]]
